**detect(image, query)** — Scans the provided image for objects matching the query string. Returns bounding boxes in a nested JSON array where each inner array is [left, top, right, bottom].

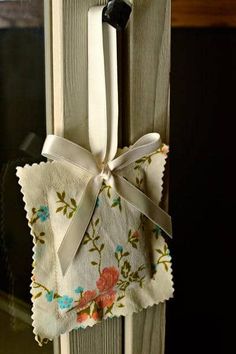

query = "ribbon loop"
[[41, 5, 172, 276]]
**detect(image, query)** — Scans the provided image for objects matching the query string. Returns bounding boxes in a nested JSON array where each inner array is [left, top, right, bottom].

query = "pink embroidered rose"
[[78, 290, 97, 308], [132, 230, 139, 238], [96, 267, 119, 292], [77, 312, 89, 323], [95, 289, 116, 309], [161, 144, 169, 155], [92, 311, 100, 321]]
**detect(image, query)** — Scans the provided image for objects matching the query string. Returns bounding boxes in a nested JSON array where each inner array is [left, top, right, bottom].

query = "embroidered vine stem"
[[91, 220, 102, 275], [83, 218, 104, 275]]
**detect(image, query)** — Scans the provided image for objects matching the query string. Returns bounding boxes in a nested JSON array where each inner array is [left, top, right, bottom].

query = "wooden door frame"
[[44, 1, 171, 353]]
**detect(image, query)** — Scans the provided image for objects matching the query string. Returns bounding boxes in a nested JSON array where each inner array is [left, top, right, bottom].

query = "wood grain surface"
[[122, 1, 170, 353], [172, 0, 236, 27]]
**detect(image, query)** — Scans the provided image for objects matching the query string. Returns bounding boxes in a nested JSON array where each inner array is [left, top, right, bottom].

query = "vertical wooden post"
[[123, 1, 171, 353], [44, 1, 171, 353]]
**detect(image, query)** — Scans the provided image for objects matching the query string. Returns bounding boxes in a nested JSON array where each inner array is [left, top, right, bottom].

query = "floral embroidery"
[[58, 295, 74, 309], [95, 289, 116, 309], [30, 205, 49, 225], [154, 244, 171, 272], [160, 144, 169, 155], [75, 286, 84, 294], [46, 291, 54, 302], [111, 196, 122, 211], [128, 229, 139, 248], [37, 206, 50, 222], [77, 290, 97, 309], [28, 145, 172, 333], [115, 245, 123, 253], [100, 181, 111, 198], [134, 143, 167, 170], [115, 242, 146, 292], [56, 191, 77, 219], [33, 231, 46, 244], [32, 281, 60, 301], [115, 246, 129, 267], [96, 267, 119, 292], [82, 218, 104, 274], [152, 225, 162, 238], [75, 267, 119, 321]]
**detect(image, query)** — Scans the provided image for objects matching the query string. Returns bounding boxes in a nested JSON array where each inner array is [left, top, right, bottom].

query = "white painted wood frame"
[[44, 1, 171, 353]]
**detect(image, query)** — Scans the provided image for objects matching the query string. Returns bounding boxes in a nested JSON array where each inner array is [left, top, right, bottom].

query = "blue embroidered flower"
[[115, 245, 123, 253], [95, 197, 100, 208], [75, 286, 84, 294], [37, 206, 49, 222], [57, 295, 74, 309], [46, 290, 54, 302]]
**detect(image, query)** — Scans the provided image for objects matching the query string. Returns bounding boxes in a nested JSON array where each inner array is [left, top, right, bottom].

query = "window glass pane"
[[0, 1, 53, 353]]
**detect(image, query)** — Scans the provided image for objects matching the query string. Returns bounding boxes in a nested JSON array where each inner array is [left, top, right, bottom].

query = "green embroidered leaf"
[[148, 156, 152, 164], [115, 253, 119, 261], [56, 192, 62, 200], [39, 240, 45, 244], [164, 263, 168, 271], [136, 177, 140, 185], [34, 292, 42, 299], [95, 218, 99, 226], [128, 230, 132, 238], [56, 207, 64, 213], [121, 260, 131, 278], [32, 284, 41, 288], [62, 191, 65, 199], [40, 232, 45, 236], [83, 239, 89, 245], [117, 295, 125, 301], [156, 249, 163, 255], [123, 252, 130, 257], [164, 244, 167, 253], [100, 243, 104, 251], [32, 207, 36, 213], [107, 188, 111, 198], [70, 198, 77, 207], [63, 208, 67, 215], [89, 248, 96, 252], [138, 264, 145, 271], [94, 236, 100, 241], [117, 303, 124, 308], [91, 261, 98, 266], [68, 211, 74, 218], [131, 242, 137, 249]]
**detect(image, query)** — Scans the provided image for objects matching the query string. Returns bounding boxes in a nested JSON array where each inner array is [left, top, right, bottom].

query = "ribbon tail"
[[110, 174, 172, 238], [57, 176, 103, 276]]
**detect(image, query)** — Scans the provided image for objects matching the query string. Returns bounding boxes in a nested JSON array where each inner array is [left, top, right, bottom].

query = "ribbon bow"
[[42, 6, 172, 276]]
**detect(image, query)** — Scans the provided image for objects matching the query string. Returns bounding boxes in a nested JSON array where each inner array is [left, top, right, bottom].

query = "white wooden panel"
[[122, 1, 171, 353]]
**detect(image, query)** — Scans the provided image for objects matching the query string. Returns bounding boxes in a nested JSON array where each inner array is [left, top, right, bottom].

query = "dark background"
[[166, 28, 235, 354]]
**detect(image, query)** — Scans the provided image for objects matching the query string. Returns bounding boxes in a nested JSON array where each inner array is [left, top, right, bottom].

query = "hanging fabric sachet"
[[16, 5, 174, 344]]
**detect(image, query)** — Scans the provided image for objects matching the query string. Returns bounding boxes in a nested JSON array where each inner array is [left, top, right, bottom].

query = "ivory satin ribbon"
[[42, 6, 172, 276]]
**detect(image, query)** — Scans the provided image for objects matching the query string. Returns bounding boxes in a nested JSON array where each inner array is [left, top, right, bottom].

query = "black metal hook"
[[102, 0, 132, 31]]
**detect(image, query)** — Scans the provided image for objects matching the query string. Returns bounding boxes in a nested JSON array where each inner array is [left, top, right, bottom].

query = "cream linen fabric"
[[16, 144, 173, 344]]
